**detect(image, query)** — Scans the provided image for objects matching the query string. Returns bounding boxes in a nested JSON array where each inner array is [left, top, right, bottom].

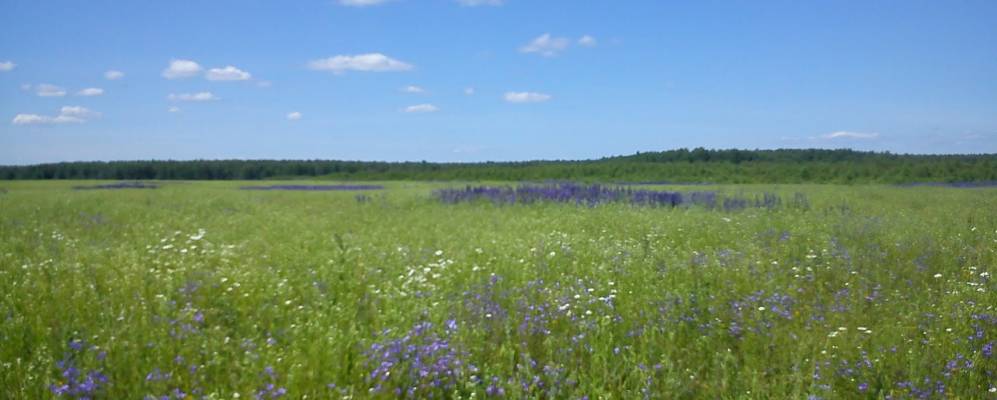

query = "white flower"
[[757, 307, 766, 311], [933, 273, 943, 278]]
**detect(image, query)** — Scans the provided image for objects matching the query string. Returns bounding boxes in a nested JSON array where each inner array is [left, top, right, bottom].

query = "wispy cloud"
[[167, 92, 218, 102], [206, 65, 252, 81], [35, 84, 67, 97], [286, 111, 302, 121], [401, 85, 425, 94], [104, 70, 124, 80], [308, 53, 413, 74], [456, 0, 503, 6], [403, 104, 439, 113], [464, 87, 475, 95], [520, 33, 571, 57], [168, 106, 181, 113], [11, 106, 100, 125], [577, 35, 597, 47], [821, 131, 879, 140], [162, 59, 203, 79], [77, 88, 104, 97], [504, 91, 551, 103], [0, 61, 15, 72]]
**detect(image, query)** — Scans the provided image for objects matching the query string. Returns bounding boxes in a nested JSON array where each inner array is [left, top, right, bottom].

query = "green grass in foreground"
[[0, 181, 995, 399]]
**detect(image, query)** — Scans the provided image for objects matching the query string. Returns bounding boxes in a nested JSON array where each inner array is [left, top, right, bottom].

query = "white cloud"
[[401, 85, 425, 94], [821, 131, 879, 140], [11, 106, 100, 125], [35, 84, 67, 97], [286, 111, 302, 121], [403, 104, 439, 113], [256, 80, 272, 88], [520, 33, 571, 57], [104, 70, 124, 80], [162, 59, 203, 79], [168, 106, 181, 113], [167, 92, 218, 102], [206, 65, 252, 81], [578, 35, 597, 47], [456, 0, 503, 6], [59, 106, 100, 119], [504, 91, 551, 103], [77, 88, 104, 97], [338, 0, 389, 6], [12, 114, 49, 125], [464, 87, 475, 95], [308, 53, 413, 73], [0, 61, 15, 71]]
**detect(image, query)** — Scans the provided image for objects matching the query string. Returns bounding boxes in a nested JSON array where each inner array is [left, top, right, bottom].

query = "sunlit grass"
[[0, 181, 994, 399]]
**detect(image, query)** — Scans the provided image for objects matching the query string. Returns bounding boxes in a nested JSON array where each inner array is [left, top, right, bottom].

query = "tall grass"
[[1, 181, 994, 398]]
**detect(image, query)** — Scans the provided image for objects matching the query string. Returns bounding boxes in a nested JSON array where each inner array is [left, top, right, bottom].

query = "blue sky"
[[1, 0, 996, 164]]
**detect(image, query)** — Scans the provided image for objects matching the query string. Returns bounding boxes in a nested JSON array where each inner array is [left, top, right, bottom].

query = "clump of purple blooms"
[[254, 366, 287, 400], [239, 184, 384, 191], [73, 181, 159, 190], [727, 290, 795, 339], [50, 339, 109, 399], [364, 320, 468, 398], [435, 183, 806, 211]]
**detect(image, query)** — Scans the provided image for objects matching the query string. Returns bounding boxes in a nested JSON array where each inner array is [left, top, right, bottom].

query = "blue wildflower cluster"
[[365, 320, 468, 397], [50, 339, 109, 399], [435, 183, 807, 211], [239, 184, 384, 191]]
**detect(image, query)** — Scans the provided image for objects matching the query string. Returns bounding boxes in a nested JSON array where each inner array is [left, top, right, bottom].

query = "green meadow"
[[1, 181, 994, 399]]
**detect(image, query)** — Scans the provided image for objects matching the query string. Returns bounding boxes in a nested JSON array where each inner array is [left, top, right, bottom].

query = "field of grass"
[[1, 181, 995, 399]]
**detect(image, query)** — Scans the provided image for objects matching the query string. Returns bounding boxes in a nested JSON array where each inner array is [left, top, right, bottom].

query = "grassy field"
[[1, 181, 995, 399]]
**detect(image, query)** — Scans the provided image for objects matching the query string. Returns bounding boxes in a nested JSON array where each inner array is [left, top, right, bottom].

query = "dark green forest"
[[2, 149, 995, 184]]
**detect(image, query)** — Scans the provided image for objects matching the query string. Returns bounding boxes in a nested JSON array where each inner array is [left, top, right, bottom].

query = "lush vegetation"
[[2, 149, 996, 183], [1, 181, 994, 399]]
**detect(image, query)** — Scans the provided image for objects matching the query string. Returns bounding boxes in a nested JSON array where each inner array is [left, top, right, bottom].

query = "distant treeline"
[[2, 149, 996, 183]]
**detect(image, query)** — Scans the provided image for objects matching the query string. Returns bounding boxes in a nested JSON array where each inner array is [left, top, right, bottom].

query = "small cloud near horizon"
[[308, 53, 413, 74], [821, 131, 880, 140], [504, 91, 551, 103], [11, 106, 100, 125], [403, 104, 439, 113]]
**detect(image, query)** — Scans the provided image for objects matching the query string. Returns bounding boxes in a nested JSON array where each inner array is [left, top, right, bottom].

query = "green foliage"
[[1, 181, 995, 398], [2, 148, 996, 183]]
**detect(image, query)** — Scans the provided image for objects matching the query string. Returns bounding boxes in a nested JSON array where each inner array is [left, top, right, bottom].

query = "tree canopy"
[[2, 148, 995, 184]]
